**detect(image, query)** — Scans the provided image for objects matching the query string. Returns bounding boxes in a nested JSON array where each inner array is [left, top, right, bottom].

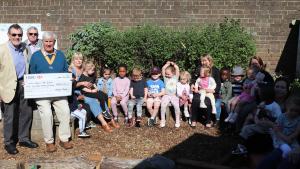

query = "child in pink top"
[[194, 66, 217, 114], [111, 64, 130, 123]]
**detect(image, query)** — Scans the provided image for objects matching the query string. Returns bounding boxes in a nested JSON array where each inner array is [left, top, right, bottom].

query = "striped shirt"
[[231, 80, 244, 96]]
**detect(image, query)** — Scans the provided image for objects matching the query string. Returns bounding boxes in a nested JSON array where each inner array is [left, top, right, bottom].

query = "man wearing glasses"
[[24, 26, 42, 61], [0, 24, 38, 155]]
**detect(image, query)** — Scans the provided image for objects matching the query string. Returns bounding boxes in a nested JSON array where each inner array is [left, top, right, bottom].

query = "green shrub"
[[67, 18, 256, 75]]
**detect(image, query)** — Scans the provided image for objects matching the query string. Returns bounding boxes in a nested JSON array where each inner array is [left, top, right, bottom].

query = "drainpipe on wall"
[[293, 19, 300, 78]]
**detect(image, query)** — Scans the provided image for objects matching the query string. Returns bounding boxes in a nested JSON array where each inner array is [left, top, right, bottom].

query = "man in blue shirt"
[[30, 31, 72, 152], [0, 24, 38, 155]]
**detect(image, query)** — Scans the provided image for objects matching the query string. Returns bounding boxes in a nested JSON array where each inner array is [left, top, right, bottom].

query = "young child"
[[146, 66, 165, 127], [128, 68, 148, 127], [177, 71, 192, 123], [272, 97, 300, 158], [71, 103, 90, 138], [226, 66, 258, 123], [78, 61, 119, 132], [160, 61, 181, 128], [194, 66, 217, 114], [97, 68, 113, 107], [111, 64, 130, 123], [231, 66, 245, 97], [220, 67, 232, 108], [239, 87, 282, 140]]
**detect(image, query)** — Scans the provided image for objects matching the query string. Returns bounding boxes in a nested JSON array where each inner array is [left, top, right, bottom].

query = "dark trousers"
[[3, 80, 33, 145], [191, 93, 212, 124]]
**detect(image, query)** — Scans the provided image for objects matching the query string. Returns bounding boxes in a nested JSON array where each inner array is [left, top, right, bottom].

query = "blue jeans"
[[128, 98, 144, 119], [215, 98, 222, 121], [84, 97, 103, 117]]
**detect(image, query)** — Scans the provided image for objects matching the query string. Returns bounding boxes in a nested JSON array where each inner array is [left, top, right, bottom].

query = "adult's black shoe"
[[4, 144, 19, 155], [19, 140, 39, 148]]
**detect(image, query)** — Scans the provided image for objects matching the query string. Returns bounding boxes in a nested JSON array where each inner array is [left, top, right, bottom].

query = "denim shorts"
[[84, 97, 103, 117]]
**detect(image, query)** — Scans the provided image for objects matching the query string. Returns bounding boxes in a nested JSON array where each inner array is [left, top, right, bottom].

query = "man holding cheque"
[[29, 31, 72, 152]]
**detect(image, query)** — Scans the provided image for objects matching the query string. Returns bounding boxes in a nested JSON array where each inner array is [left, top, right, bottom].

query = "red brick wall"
[[1, 0, 300, 71]]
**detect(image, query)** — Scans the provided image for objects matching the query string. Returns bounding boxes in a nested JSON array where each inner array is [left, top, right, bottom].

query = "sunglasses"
[[29, 33, 38, 36], [11, 33, 23, 37]]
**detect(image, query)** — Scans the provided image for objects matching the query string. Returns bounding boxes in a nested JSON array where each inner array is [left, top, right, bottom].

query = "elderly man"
[[0, 24, 38, 155], [24, 26, 42, 61], [30, 31, 72, 152]]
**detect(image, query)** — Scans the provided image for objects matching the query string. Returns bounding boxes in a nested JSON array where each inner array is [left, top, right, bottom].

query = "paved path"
[[0, 157, 96, 169]]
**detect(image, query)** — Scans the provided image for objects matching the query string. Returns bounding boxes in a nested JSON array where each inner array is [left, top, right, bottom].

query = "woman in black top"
[[191, 54, 221, 128]]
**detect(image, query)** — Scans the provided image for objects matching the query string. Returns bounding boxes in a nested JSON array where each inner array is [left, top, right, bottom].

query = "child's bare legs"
[[146, 97, 160, 126], [228, 99, 245, 123], [183, 102, 190, 118], [152, 99, 161, 119], [199, 89, 207, 108], [228, 96, 239, 113]]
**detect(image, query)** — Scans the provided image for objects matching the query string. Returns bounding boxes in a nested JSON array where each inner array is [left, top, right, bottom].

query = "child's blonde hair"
[[132, 67, 142, 76], [166, 65, 175, 74], [200, 66, 211, 77], [83, 61, 95, 72], [180, 71, 191, 83]]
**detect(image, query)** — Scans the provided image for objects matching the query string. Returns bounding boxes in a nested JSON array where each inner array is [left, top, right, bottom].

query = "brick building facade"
[[1, 0, 300, 71]]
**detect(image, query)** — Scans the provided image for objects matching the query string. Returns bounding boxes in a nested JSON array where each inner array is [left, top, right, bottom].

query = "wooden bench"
[[53, 113, 76, 140], [117, 102, 172, 121]]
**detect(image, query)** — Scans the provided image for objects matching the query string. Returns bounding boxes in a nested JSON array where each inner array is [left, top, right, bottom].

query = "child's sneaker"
[[78, 131, 90, 138], [89, 121, 97, 128], [135, 121, 141, 127], [232, 144, 248, 155], [124, 117, 129, 124], [127, 118, 135, 128], [136, 116, 142, 122], [154, 117, 158, 124], [175, 122, 180, 128], [160, 120, 166, 128], [228, 112, 238, 123], [85, 121, 96, 129], [188, 118, 191, 125], [148, 118, 155, 127], [205, 122, 212, 128], [200, 102, 207, 108], [225, 112, 233, 122], [103, 110, 112, 119], [113, 116, 118, 122]]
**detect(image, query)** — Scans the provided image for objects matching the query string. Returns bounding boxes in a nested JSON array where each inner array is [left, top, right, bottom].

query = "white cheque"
[[24, 73, 72, 99]]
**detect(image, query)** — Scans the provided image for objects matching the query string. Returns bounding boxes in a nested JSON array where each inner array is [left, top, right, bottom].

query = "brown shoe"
[[108, 120, 120, 129], [102, 124, 113, 133], [127, 118, 135, 128], [59, 141, 73, 150], [46, 143, 57, 153]]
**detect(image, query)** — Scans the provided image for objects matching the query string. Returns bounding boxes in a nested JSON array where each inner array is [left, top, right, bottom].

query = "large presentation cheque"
[[24, 73, 72, 99]]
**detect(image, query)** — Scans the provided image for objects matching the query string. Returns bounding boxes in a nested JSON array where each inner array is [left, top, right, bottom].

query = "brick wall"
[[1, 0, 300, 71]]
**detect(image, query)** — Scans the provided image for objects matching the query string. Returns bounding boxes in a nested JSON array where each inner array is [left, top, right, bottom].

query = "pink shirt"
[[112, 77, 130, 98], [199, 77, 209, 89]]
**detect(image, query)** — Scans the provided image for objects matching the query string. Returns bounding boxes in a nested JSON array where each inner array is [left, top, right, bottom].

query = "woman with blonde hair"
[[191, 54, 221, 127]]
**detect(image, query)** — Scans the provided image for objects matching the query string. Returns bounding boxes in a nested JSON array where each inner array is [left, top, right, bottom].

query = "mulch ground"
[[0, 118, 238, 165]]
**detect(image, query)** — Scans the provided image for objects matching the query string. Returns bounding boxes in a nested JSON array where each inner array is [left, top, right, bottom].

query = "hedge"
[[68, 18, 256, 75]]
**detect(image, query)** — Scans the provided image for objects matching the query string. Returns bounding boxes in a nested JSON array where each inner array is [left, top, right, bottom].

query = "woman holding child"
[[191, 54, 221, 128]]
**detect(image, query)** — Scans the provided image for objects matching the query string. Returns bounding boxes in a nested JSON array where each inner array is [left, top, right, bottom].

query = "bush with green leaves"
[[67, 18, 256, 75]]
